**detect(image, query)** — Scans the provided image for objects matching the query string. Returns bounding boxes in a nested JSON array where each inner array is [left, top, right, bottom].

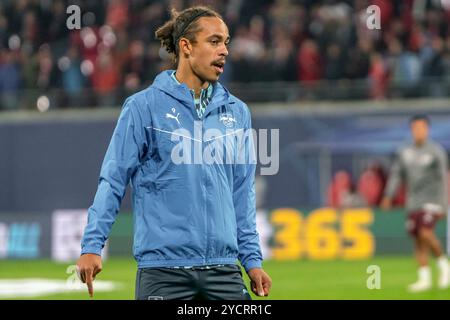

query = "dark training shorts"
[[135, 264, 252, 300], [406, 209, 443, 237]]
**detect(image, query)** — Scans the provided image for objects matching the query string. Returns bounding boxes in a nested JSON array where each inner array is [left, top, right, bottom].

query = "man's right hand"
[[380, 197, 392, 211], [76, 253, 102, 298]]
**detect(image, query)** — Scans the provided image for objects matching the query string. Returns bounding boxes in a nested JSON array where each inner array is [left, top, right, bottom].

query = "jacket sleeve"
[[384, 149, 404, 200], [81, 98, 146, 256], [233, 104, 263, 272]]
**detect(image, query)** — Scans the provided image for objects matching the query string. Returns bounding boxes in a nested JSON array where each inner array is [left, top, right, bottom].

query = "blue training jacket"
[[81, 70, 263, 271]]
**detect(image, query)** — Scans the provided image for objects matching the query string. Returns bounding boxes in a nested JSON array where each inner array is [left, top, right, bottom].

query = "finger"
[[263, 279, 271, 296], [86, 270, 94, 298], [75, 265, 83, 282], [265, 277, 272, 290], [263, 283, 270, 295], [93, 265, 102, 278], [79, 269, 86, 283], [251, 281, 259, 296], [254, 276, 264, 297]]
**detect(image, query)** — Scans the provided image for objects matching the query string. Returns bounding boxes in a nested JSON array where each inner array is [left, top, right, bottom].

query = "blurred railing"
[[229, 76, 450, 102], [1, 76, 449, 111]]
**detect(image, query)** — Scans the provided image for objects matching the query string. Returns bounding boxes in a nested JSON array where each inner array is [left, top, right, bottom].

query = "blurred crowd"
[[0, 0, 449, 110], [327, 163, 450, 209]]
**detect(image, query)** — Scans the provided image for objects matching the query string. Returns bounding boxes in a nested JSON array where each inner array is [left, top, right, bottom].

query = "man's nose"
[[220, 44, 228, 57]]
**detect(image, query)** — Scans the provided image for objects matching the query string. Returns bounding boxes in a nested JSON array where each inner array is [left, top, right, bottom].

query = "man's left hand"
[[247, 268, 272, 297]]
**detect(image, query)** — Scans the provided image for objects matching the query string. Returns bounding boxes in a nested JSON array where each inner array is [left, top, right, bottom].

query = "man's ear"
[[179, 38, 192, 57]]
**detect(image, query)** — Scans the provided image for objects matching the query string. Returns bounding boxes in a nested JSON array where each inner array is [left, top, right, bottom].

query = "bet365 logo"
[[270, 208, 375, 260]]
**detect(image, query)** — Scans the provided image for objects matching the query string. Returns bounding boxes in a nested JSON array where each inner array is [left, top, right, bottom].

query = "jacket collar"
[[151, 70, 231, 109]]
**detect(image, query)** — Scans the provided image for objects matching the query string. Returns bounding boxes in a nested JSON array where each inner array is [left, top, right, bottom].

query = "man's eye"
[[211, 40, 219, 45]]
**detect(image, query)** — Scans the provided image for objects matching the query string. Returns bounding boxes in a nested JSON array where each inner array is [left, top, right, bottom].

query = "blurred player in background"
[[381, 114, 449, 292], [76, 5, 271, 300]]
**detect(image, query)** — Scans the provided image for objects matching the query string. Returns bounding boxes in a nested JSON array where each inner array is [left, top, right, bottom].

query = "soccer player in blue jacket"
[[77, 6, 272, 300]]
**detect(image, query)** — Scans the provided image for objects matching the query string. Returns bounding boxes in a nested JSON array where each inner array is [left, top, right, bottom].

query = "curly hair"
[[155, 6, 222, 65]]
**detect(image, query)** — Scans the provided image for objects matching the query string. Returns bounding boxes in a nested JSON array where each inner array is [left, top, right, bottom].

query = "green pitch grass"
[[1, 256, 450, 300]]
